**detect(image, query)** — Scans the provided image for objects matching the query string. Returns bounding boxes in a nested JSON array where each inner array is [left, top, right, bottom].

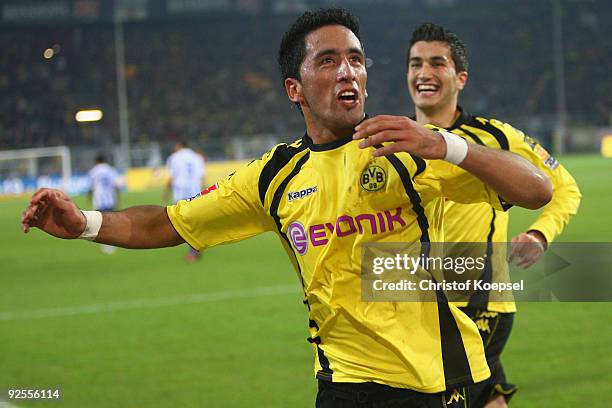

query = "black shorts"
[[460, 308, 518, 405], [316, 380, 472, 408]]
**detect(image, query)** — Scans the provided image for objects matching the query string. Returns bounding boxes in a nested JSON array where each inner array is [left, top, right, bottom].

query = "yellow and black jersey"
[[442, 108, 581, 313], [166, 131, 508, 393]]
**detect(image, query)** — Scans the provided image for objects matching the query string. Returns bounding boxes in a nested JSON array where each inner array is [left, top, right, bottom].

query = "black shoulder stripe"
[[377, 146, 430, 244], [258, 141, 306, 206], [410, 154, 426, 180], [377, 149, 474, 385], [458, 126, 485, 145], [467, 208, 496, 309], [437, 302, 473, 388], [269, 152, 310, 230], [269, 152, 310, 291], [468, 119, 510, 151], [263, 151, 334, 380]]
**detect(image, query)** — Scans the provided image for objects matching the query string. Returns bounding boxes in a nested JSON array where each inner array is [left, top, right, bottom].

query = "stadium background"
[[1, 0, 610, 406]]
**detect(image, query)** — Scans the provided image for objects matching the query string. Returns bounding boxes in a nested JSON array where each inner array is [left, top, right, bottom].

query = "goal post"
[[0, 146, 72, 194]]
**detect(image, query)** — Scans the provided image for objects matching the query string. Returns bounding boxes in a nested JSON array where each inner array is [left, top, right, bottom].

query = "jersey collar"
[[302, 114, 369, 152], [447, 106, 472, 131], [409, 106, 472, 131], [302, 133, 354, 151]]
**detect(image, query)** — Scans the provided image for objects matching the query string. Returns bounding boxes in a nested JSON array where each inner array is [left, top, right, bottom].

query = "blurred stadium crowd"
[[1, 0, 610, 156]]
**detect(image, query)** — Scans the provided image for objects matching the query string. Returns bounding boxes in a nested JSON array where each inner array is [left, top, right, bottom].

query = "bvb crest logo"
[[360, 165, 387, 192]]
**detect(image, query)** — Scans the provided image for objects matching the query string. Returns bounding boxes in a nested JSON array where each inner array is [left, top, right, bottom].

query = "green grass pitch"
[[1, 155, 610, 407]]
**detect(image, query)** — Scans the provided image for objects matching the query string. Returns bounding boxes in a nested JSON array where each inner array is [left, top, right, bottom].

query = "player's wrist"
[[423, 129, 447, 160], [526, 229, 548, 249], [78, 211, 103, 241]]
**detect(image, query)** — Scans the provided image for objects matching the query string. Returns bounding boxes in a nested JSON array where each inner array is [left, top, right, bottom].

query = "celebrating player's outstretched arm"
[[21, 188, 184, 248], [353, 115, 552, 209]]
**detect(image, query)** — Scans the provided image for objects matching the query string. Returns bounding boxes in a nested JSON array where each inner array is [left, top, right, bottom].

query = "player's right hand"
[[21, 188, 87, 239]]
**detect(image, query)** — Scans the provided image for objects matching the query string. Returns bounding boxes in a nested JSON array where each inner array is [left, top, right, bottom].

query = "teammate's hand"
[[508, 231, 547, 269], [21, 188, 87, 239], [353, 115, 446, 159]]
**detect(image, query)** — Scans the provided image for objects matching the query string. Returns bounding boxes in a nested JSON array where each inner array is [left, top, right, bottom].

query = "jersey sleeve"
[[415, 126, 509, 210], [166, 156, 275, 250], [493, 120, 582, 243], [422, 158, 510, 210]]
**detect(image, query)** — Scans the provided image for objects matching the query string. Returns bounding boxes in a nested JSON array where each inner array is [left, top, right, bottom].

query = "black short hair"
[[408, 23, 468, 72], [95, 154, 106, 163], [278, 7, 362, 83]]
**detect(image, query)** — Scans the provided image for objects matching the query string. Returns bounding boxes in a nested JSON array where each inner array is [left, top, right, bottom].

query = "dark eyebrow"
[[430, 56, 449, 63], [348, 47, 365, 57], [314, 49, 339, 59], [409, 56, 449, 64], [314, 47, 365, 60]]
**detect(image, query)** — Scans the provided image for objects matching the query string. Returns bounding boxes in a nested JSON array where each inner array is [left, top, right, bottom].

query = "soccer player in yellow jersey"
[[22, 9, 553, 407], [406, 23, 581, 407]]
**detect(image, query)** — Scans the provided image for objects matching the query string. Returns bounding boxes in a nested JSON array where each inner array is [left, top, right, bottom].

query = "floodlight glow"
[[75, 109, 103, 122]]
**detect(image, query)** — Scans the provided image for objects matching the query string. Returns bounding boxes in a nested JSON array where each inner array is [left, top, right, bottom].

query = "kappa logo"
[[360, 165, 387, 192], [445, 388, 466, 405], [474, 318, 492, 334], [288, 186, 318, 202]]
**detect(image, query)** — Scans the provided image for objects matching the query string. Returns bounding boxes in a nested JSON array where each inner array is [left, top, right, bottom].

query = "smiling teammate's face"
[[285, 25, 367, 138], [407, 41, 466, 115]]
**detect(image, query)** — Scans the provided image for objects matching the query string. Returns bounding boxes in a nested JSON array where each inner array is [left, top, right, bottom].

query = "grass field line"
[[0, 284, 300, 321], [0, 401, 20, 408]]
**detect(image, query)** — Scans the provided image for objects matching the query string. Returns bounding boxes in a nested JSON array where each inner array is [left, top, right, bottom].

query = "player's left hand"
[[353, 115, 446, 159], [508, 231, 547, 269]]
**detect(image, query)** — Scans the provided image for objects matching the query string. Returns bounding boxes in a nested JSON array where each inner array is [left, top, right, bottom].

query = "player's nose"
[[337, 58, 356, 81], [417, 63, 434, 79]]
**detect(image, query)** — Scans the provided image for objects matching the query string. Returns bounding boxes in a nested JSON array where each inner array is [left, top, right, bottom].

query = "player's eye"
[[321, 56, 335, 65], [350, 55, 363, 64]]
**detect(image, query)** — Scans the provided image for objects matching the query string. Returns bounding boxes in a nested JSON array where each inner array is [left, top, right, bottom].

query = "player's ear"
[[456, 71, 468, 91], [285, 78, 304, 104]]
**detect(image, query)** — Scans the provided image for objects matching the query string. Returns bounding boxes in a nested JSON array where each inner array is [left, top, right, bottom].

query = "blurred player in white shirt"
[[163, 141, 206, 262], [88, 155, 122, 254]]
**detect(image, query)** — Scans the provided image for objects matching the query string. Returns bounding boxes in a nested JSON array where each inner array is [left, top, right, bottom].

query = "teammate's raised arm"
[[353, 115, 552, 209], [21, 188, 184, 249]]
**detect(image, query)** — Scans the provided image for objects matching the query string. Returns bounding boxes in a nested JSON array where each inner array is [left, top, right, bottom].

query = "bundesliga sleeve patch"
[[523, 134, 559, 170], [543, 154, 559, 170], [535, 146, 559, 170], [187, 183, 218, 201]]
